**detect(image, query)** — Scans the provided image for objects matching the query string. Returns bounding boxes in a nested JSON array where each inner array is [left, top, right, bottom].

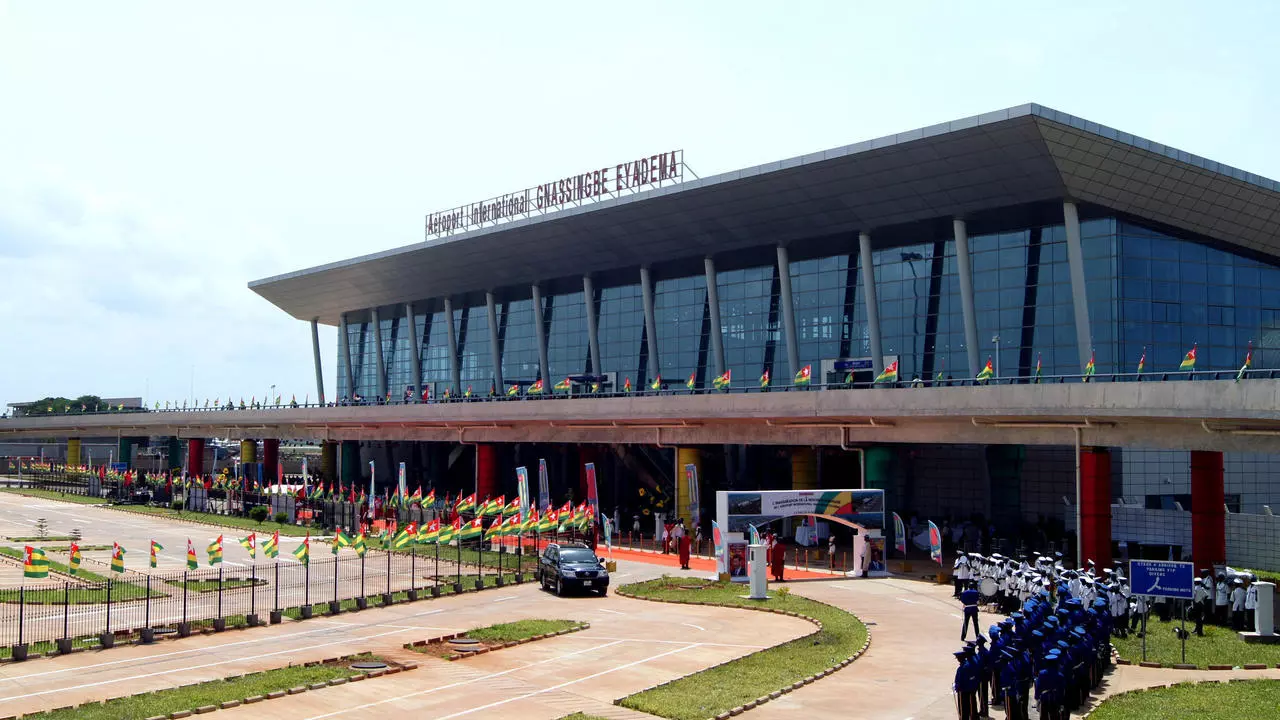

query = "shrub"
[[171, 499, 185, 511], [249, 506, 271, 523], [274, 511, 289, 524]]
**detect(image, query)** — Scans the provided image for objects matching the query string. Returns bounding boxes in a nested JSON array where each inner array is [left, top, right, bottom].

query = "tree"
[[23, 395, 107, 415]]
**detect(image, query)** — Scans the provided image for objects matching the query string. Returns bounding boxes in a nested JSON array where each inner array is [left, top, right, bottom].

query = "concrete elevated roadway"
[[6, 379, 1280, 451]]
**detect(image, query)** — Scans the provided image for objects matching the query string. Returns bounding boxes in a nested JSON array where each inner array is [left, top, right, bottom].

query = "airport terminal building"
[[9, 104, 1280, 573]]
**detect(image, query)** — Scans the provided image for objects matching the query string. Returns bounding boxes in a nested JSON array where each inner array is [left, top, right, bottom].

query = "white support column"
[[640, 266, 660, 382], [531, 284, 550, 384], [776, 245, 800, 380], [953, 219, 982, 378], [583, 275, 602, 375], [1063, 201, 1093, 370], [339, 312, 356, 398], [311, 318, 326, 406], [404, 302, 421, 401], [858, 232, 885, 377], [704, 257, 726, 378], [443, 297, 461, 393], [371, 307, 387, 400], [486, 291, 503, 390]]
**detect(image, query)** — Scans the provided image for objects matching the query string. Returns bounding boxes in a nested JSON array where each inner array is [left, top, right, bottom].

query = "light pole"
[[991, 335, 1001, 378], [270, 384, 276, 407]]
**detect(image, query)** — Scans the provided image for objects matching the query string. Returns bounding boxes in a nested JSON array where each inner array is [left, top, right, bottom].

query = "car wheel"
[[555, 576, 564, 597], [598, 586, 608, 597]]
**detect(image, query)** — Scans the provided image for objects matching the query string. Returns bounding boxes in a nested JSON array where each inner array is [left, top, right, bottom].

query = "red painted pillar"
[[187, 439, 205, 477], [263, 439, 280, 484], [1079, 447, 1112, 570], [1190, 450, 1226, 574], [475, 444, 497, 500]]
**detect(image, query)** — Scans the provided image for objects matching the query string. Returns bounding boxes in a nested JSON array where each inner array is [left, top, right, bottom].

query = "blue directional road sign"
[[1129, 560, 1194, 600]]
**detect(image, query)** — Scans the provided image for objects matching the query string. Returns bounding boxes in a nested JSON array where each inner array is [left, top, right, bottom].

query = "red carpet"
[[606, 546, 838, 580]]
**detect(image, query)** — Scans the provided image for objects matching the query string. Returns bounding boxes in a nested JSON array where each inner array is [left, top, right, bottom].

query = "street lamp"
[[991, 335, 1001, 378]]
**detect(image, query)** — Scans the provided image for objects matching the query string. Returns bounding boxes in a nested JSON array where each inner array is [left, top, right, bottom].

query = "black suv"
[[537, 542, 609, 596]]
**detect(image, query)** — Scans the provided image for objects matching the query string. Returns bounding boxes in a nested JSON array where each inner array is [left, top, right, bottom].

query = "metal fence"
[[0, 540, 538, 660]]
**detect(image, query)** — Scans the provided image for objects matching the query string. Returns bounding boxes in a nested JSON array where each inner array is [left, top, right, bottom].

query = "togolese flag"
[[437, 518, 461, 544], [393, 523, 416, 549], [459, 517, 484, 540], [649, 375, 662, 391], [68, 542, 82, 575], [150, 540, 164, 569], [207, 535, 223, 565], [263, 531, 279, 559], [1084, 351, 1097, 378], [1237, 342, 1254, 383], [713, 369, 731, 390], [686, 372, 696, 390], [24, 545, 50, 578], [333, 530, 352, 554], [292, 534, 310, 565], [455, 493, 476, 513], [874, 360, 899, 384], [759, 368, 770, 388], [1180, 344, 1197, 371], [186, 539, 198, 569], [484, 517, 504, 540], [976, 357, 995, 382], [1136, 347, 1147, 375], [353, 532, 368, 557], [239, 533, 256, 560], [794, 364, 812, 385], [111, 543, 126, 573], [554, 377, 572, 392], [417, 519, 440, 544]]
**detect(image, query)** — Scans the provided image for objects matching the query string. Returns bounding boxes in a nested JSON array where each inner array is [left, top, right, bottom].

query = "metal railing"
[[5, 368, 1275, 419]]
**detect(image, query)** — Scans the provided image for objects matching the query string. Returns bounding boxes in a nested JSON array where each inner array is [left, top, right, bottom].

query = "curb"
[[612, 584, 871, 719], [404, 622, 591, 660], [1078, 677, 1278, 718]]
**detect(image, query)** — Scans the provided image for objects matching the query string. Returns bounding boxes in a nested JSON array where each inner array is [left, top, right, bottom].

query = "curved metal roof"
[[250, 104, 1280, 325]]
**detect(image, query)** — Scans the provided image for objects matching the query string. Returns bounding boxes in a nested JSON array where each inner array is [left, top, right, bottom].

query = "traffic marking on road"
[[598, 608, 625, 615], [681, 622, 706, 632]]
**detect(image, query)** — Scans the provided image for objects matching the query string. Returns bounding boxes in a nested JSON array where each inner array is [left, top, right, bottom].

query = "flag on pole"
[[507, 383, 519, 396], [68, 542, 82, 575], [1237, 342, 1254, 382], [759, 368, 770, 388], [555, 377, 572, 392], [1180, 344, 1197, 371], [150, 540, 164, 568], [292, 534, 310, 565], [874, 360, 899, 384], [263, 530, 280, 559], [686, 371, 696, 390], [713, 369, 731, 390], [186, 539, 198, 569], [484, 517, 504, 540], [1084, 350, 1097, 378], [333, 530, 351, 554], [459, 517, 484, 540], [794, 364, 812, 385], [1034, 353, 1042, 383], [238, 533, 256, 560], [417, 519, 440, 544], [23, 546, 50, 578], [392, 523, 416, 549], [353, 531, 368, 556], [207, 535, 224, 565], [649, 375, 661, 391], [528, 379, 544, 394], [1136, 347, 1147, 375], [976, 357, 995, 382], [623, 377, 632, 393], [111, 543, 126, 573], [747, 524, 761, 546], [934, 358, 946, 383], [927, 521, 942, 566], [892, 512, 906, 555]]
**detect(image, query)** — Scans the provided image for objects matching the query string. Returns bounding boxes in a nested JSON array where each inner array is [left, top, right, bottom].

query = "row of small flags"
[[21, 532, 283, 578], [154, 395, 308, 410]]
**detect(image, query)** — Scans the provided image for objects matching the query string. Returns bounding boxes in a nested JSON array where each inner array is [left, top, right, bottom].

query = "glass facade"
[[335, 212, 1279, 399]]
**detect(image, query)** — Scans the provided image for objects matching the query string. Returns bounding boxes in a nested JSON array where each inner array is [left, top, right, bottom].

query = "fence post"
[[359, 554, 367, 610], [409, 546, 417, 600], [384, 548, 393, 604], [61, 582, 70, 651], [249, 561, 258, 626], [101, 580, 114, 648], [16, 586, 25, 657], [141, 575, 153, 643], [332, 554, 339, 614], [180, 571, 190, 637], [215, 565, 224, 630], [270, 562, 281, 624]]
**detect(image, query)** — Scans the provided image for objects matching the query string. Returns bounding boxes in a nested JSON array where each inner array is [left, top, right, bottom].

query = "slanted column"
[[475, 445, 498, 500], [1190, 450, 1226, 575], [371, 307, 387, 400], [339, 313, 356, 398], [858, 232, 885, 377], [311, 318, 326, 406], [776, 246, 800, 381], [486, 292, 503, 390], [443, 297, 461, 393], [640, 266, 660, 382], [1063, 201, 1093, 370], [953, 219, 981, 377], [704, 257, 726, 378], [583, 275, 601, 375], [1079, 447, 1113, 570], [531, 285, 550, 384], [404, 303, 421, 402]]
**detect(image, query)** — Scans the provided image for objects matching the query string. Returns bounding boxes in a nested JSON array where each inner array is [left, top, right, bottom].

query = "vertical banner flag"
[[603, 514, 613, 552], [928, 520, 943, 566], [747, 523, 761, 546], [712, 520, 724, 575], [398, 461, 407, 497], [537, 459, 550, 511], [685, 464, 700, 526], [516, 466, 530, 522], [368, 460, 376, 505], [584, 462, 599, 526], [892, 512, 906, 555]]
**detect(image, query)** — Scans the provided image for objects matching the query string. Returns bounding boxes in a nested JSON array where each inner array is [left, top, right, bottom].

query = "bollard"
[[141, 575, 154, 643]]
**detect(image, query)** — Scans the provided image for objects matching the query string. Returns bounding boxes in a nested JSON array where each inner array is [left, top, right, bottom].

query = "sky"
[[2, 1, 1279, 411]]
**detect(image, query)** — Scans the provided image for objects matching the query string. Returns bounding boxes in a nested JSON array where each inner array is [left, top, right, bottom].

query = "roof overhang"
[[250, 104, 1280, 325]]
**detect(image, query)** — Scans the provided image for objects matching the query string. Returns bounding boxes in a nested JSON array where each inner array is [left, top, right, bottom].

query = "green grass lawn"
[[1090, 680, 1280, 719], [2, 544, 113, 552], [0, 546, 151, 602], [32, 654, 385, 720], [110, 505, 315, 536], [362, 540, 539, 572], [1112, 616, 1280, 668], [557, 714, 610, 720], [463, 619, 581, 643], [165, 578, 262, 593], [0, 487, 108, 504], [5, 535, 78, 542], [617, 578, 868, 720]]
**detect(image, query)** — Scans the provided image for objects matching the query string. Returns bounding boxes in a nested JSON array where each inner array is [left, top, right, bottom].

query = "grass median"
[[617, 578, 867, 720], [1112, 616, 1280, 668], [282, 572, 518, 619], [0, 546, 151, 602], [464, 619, 581, 643], [1090, 679, 1280, 719], [31, 653, 386, 720], [109, 505, 315, 536], [0, 487, 108, 504]]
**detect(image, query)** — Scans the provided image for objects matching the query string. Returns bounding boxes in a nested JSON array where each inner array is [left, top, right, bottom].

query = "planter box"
[[139, 628, 155, 644], [328, 601, 342, 615], [246, 614, 260, 627], [495, 577, 505, 587], [381, 593, 394, 606], [453, 583, 464, 595], [99, 632, 115, 649], [56, 638, 74, 655], [177, 622, 192, 637], [473, 579, 484, 591], [299, 606, 313, 620], [356, 597, 368, 610], [407, 590, 419, 601], [430, 586, 441, 598], [10, 644, 27, 662], [269, 610, 283, 625], [212, 618, 226, 632]]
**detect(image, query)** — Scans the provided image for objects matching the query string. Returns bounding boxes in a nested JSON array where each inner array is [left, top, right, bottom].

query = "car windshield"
[[559, 549, 597, 563]]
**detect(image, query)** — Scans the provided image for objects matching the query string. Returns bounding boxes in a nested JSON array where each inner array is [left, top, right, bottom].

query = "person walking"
[[960, 581, 981, 640]]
